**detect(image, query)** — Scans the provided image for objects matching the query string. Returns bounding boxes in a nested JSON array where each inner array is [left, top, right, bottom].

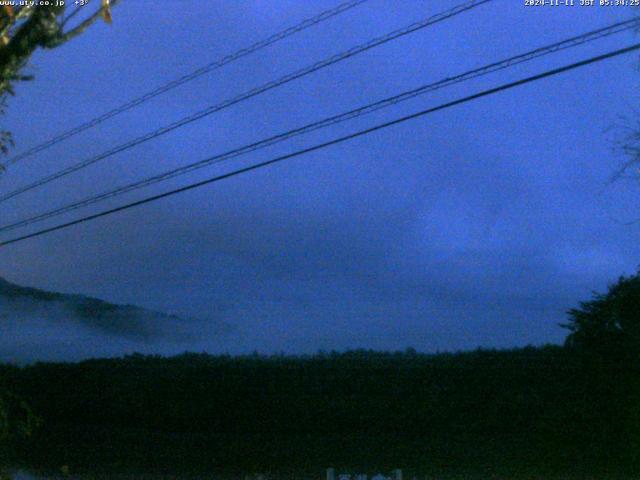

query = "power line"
[[0, 0, 492, 204], [1, 0, 369, 168], [0, 17, 637, 234], [1, 42, 638, 248]]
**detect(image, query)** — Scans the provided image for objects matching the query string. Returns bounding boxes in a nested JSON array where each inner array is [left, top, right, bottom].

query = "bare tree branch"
[[0, 6, 35, 44], [0, 1, 120, 156], [49, 0, 120, 48], [0, 5, 63, 94], [0, 1, 120, 95]]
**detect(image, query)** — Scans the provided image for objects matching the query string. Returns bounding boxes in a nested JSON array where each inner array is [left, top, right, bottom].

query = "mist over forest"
[[0, 276, 237, 363]]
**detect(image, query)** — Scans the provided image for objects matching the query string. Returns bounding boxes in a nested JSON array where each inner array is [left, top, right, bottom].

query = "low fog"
[[0, 276, 232, 363]]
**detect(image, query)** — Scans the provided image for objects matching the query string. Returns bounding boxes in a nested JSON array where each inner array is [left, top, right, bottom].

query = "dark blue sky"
[[1, 0, 639, 360]]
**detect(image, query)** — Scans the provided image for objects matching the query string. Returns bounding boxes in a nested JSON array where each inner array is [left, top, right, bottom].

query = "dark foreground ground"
[[1, 346, 639, 477]]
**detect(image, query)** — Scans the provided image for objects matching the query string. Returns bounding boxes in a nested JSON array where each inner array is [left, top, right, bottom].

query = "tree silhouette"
[[0, 0, 117, 95], [562, 271, 640, 357], [0, 0, 119, 158], [562, 271, 640, 466]]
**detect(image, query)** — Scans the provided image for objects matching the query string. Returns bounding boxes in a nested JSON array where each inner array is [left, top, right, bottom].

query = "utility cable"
[[1, 18, 637, 234], [2, 0, 370, 168], [0, 0, 492, 203], [1, 42, 638, 247]]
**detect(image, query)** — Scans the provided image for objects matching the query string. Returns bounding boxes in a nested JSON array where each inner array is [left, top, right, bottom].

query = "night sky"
[[1, 0, 639, 362]]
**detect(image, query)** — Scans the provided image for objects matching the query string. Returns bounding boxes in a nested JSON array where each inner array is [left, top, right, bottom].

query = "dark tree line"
[[0, 345, 636, 476], [1, 271, 638, 476]]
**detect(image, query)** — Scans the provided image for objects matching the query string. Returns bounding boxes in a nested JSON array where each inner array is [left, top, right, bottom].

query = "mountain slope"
[[0, 275, 189, 340]]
